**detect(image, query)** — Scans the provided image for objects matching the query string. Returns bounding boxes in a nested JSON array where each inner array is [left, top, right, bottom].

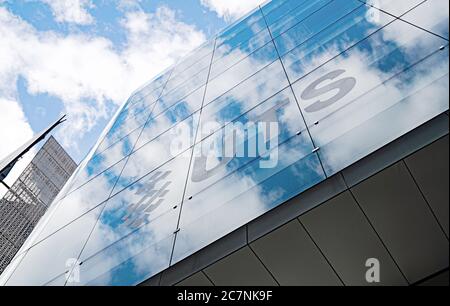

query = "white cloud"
[[0, 5, 206, 155], [200, 0, 267, 22], [0, 98, 35, 198], [41, 0, 94, 25], [117, 0, 142, 11]]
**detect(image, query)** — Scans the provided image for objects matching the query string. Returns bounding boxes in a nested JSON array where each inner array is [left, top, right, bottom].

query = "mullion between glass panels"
[[166, 35, 277, 115], [207, 39, 276, 88], [172, 50, 213, 76], [312, 44, 449, 176], [164, 62, 209, 94], [158, 68, 209, 110], [265, 3, 405, 166], [273, 1, 365, 57], [185, 126, 315, 205], [260, 0, 287, 16], [1, 249, 28, 285], [203, 48, 279, 113], [259, 4, 328, 179], [169, 38, 218, 267], [93, 123, 144, 158], [108, 119, 198, 198], [142, 86, 205, 138], [214, 6, 266, 46], [193, 83, 306, 148], [307, 44, 449, 130], [202, 3, 365, 112], [76, 202, 176, 266], [125, 85, 164, 110], [211, 27, 271, 69], [282, 17, 398, 130], [63, 64, 177, 286], [264, 0, 324, 30], [97, 103, 155, 154], [268, 0, 336, 39], [134, 108, 201, 153], [100, 76, 177, 154], [398, 1, 449, 42], [171, 40, 215, 76], [356, 0, 427, 19], [125, 67, 173, 110]]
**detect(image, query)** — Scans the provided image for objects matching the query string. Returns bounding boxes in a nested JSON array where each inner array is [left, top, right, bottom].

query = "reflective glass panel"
[[216, 8, 266, 47], [120, 96, 157, 123], [166, 57, 212, 93], [210, 29, 272, 81], [211, 9, 269, 79], [273, 0, 366, 57], [152, 86, 205, 119], [360, 0, 425, 17], [161, 45, 213, 99], [402, 0, 449, 39], [198, 59, 289, 144], [32, 159, 126, 243], [281, 3, 395, 83], [187, 87, 309, 201], [124, 69, 171, 110], [155, 69, 208, 117], [261, 0, 295, 16], [44, 273, 68, 286], [68, 233, 175, 286], [171, 40, 215, 76], [99, 105, 150, 149], [268, 0, 335, 38], [138, 86, 205, 149], [112, 115, 198, 194], [68, 128, 140, 192], [263, 0, 312, 26], [205, 42, 279, 104], [5, 204, 104, 286], [290, 19, 449, 175], [80, 152, 190, 262], [172, 135, 325, 264]]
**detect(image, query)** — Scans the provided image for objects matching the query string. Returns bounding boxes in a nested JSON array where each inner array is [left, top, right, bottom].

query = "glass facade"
[[1, 0, 448, 286]]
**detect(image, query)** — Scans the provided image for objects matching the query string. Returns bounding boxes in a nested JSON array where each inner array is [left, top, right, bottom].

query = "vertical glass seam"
[[259, 4, 329, 178], [63, 67, 176, 286], [169, 37, 218, 267]]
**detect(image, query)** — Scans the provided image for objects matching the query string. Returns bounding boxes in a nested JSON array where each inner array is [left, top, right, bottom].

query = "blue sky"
[[0, 0, 266, 195], [3, 0, 228, 48], [0, 0, 264, 195]]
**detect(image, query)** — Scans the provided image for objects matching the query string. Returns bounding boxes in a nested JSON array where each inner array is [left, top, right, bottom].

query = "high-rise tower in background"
[[0, 136, 77, 274]]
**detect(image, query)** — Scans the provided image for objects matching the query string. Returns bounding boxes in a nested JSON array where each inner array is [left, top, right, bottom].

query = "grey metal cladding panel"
[[405, 135, 449, 237], [176, 272, 214, 287], [247, 174, 347, 243], [417, 270, 449, 286], [203, 246, 278, 286], [250, 220, 342, 286], [140, 273, 162, 287], [300, 191, 407, 286], [160, 227, 247, 286], [351, 162, 449, 284], [342, 113, 449, 188]]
